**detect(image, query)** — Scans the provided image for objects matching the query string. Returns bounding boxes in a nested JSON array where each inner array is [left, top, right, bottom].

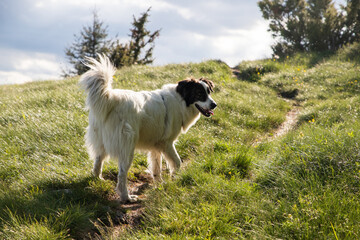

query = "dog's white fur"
[[80, 55, 215, 202]]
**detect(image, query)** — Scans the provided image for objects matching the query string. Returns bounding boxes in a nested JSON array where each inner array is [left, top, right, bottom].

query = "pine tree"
[[110, 8, 160, 68], [64, 10, 111, 76], [109, 41, 133, 68]]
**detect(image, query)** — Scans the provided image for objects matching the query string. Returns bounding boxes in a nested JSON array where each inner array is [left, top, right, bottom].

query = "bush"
[[235, 61, 280, 82]]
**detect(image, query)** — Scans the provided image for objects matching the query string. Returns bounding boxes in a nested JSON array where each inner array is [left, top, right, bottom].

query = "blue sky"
[[0, 0, 345, 84]]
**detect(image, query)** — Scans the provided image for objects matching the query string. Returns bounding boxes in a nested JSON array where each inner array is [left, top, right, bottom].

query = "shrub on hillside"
[[336, 42, 360, 63], [235, 61, 280, 82]]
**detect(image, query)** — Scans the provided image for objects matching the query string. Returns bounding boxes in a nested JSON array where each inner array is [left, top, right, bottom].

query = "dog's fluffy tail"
[[79, 54, 116, 118]]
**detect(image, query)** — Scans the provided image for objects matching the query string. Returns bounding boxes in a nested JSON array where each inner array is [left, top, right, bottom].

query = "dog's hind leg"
[[148, 151, 162, 182], [115, 123, 138, 203], [116, 148, 138, 203], [163, 143, 181, 176], [93, 151, 108, 180]]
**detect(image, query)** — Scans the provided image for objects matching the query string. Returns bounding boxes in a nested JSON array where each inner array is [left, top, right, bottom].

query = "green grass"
[[1, 42, 360, 239]]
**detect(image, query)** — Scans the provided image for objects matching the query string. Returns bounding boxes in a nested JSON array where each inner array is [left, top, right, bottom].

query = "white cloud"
[[210, 20, 274, 65], [0, 71, 32, 85], [0, 48, 61, 85], [154, 20, 273, 67], [1, 0, 274, 84]]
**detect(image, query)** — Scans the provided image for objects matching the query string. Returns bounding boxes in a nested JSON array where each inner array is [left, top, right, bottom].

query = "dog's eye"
[[196, 90, 207, 101]]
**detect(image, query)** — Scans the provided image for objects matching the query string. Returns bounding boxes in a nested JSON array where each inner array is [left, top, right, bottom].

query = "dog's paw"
[[93, 175, 105, 181], [129, 195, 139, 202], [120, 195, 139, 203], [98, 176, 105, 181], [92, 172, 105, 180]]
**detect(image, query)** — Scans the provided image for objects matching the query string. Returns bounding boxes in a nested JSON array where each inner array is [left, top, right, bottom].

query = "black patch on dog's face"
[[176, 78, 214, 107]]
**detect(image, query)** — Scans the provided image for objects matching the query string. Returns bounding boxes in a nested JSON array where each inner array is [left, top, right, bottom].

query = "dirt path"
[[272, 103, 301, 139], [253, 100, 301, 146], [230, 68, 302, 144]]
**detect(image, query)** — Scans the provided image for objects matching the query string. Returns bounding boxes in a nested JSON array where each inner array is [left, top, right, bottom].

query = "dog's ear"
[[176, 78, 197, 107], [199, 77, 214, 92]]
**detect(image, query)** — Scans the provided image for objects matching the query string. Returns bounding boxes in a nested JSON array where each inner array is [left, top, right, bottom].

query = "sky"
[[0, 0, 345, 85]]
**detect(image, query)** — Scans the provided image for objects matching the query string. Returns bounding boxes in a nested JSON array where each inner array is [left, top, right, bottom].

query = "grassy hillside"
[[0, 43, 359, 239]]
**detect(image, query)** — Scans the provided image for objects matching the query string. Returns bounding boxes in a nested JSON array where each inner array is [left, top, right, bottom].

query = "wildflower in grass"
[[229, 171, 231, 175], [42, 168, 45, 171]]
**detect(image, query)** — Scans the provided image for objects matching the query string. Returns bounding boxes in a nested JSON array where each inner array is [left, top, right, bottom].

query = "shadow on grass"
[[0, 169, 152, 239]]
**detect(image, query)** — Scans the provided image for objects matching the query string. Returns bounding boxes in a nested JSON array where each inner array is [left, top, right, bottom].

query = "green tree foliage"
[[110, 8, 161, 68], [64, 10, 111, 76], [258, 0, 360, 56], [64, 8, 160, 76], [342, 0, 360, 43]]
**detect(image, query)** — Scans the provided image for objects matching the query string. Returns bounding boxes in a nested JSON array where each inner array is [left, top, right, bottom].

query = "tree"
[[110, 8, 160, 68], [342, 0, 360, 44], [64, 8, 160, 76], [64, 10, 111, 76], [306, 0, 341, 51], [258, 0, 308, 55], [109, 41, 133, 68], [258, 0, 360, 56]]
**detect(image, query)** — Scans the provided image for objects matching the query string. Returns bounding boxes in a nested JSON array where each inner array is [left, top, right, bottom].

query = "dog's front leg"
[[163, 143, 181, 176]]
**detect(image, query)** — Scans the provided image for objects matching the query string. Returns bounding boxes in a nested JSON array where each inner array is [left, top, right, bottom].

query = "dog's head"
[[176, 77, 217, 117]]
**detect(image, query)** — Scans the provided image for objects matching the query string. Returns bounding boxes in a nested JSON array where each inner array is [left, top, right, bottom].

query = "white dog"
[[80, 55, 217, 202]]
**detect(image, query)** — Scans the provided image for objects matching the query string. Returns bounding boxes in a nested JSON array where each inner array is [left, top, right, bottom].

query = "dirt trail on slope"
[[230, 68, 302, 144], [272, 103, 301, 138], [253, 101, 301, 146]]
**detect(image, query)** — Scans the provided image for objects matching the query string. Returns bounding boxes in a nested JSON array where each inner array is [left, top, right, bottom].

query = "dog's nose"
[[210, 102, 217, 109]]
